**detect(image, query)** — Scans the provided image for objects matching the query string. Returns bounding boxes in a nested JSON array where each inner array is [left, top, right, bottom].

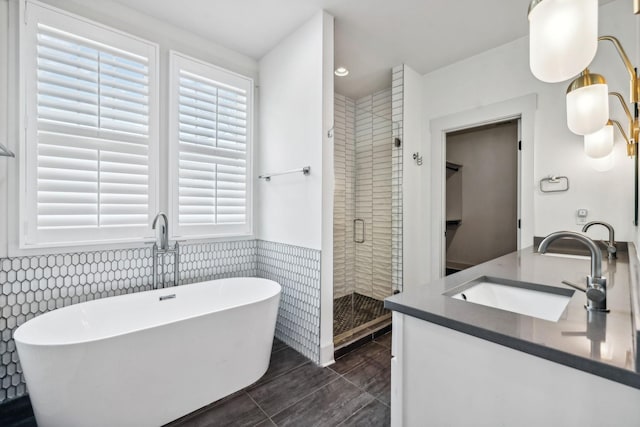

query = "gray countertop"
[[384, 245, 640, 389]]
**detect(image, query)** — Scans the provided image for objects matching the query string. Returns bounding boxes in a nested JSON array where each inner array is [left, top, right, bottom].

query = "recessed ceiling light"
[[334, 67, 349, 77]]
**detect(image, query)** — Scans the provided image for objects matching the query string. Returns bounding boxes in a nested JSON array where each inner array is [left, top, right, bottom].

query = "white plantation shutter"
[[22, 2, 158, 247], [170, 53, 252, 238]]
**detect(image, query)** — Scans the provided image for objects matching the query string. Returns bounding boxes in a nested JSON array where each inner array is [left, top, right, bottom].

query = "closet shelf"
[[446, 161, 462, 172]]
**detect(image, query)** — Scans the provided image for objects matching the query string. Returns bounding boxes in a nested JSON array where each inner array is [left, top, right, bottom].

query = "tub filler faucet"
[[151, 212, 180, 289], [538, 231, 608, 313]]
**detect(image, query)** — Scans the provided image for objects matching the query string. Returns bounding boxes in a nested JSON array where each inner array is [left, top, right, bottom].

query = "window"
[[21, 1, 158, 248], [169, 52, 252, 239]]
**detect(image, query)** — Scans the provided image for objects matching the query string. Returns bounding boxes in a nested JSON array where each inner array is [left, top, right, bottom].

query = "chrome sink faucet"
[[538, 231, 608, 312], [582, 221, 616, 260], [151, 212, 180, 289]]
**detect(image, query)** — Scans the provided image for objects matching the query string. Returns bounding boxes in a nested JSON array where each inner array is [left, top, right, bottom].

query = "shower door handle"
[[354, 219, 365, 243]]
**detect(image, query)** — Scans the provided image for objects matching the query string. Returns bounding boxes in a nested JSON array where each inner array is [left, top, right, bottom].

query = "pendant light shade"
[[589, 151, 615, 172], [529, 0, 598, 83], [584, 121, 614, 158], [566, 71, 609, 135]]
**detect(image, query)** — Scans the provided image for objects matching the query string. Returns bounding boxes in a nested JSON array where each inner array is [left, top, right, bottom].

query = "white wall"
[[257, 11, 335, 365], [319, 10, 335, 366], [402, 65, 426, 288], [257, 12, 328, 250], [0, 0, 9, 258], [404, 0, 639, 285]]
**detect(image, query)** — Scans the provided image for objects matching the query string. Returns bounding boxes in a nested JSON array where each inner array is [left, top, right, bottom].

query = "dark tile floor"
[[0, 396, 36, 427], [0, 333, 392, 427], [167, 333, 392, 427]]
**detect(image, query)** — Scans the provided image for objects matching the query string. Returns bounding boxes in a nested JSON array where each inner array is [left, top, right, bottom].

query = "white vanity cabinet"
[[390, 312, 640, 427]]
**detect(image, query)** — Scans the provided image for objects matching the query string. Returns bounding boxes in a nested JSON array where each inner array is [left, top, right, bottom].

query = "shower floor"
[[333, 292, 390, 338]]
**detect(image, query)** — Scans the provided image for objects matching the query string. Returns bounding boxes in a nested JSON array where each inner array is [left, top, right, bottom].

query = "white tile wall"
[[334, 87, 393, 302], [357, 89, 393, 300], [256, 240, 321, 363], [355, 94, 374, 297], [333, 94, 356, 299]]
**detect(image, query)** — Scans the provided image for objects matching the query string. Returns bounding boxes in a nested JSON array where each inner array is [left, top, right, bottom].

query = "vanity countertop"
[[384, 245, 640, 389]]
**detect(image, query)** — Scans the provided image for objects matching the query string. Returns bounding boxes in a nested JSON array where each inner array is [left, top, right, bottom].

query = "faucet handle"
[[586, 286, 606, 303], [585, 276, 608, 312]]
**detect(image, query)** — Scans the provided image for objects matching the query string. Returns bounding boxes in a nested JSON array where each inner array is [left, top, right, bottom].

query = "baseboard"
[[319, 342, 335, 367]]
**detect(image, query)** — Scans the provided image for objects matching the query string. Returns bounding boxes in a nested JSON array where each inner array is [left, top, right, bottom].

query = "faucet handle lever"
[[561, 280, 586, 293]]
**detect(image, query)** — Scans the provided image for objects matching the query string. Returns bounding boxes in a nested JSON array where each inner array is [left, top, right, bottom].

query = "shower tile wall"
[[334, 88, 392, 302], [256, 240, 321, 363], [391, 65, 404, 293], [355, 89, 392, 301], [0, 239, 321, 403], [333, 94, 356, 299], [354, 96, 374, 297]]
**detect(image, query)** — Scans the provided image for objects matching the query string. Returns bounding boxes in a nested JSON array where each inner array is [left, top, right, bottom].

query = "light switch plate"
[[576, 208, 588, 225]]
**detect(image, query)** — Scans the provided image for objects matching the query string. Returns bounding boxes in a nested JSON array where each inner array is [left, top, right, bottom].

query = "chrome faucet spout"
[[150, 212, 179, 290], [538, 231, 607, 312], [152, 212, 169, 250], [582, 221, 616, 259], [538, 231, 602, 277]]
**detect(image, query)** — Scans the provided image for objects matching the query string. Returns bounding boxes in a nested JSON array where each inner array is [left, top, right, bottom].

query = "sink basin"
[[445, 276, 574, 322]]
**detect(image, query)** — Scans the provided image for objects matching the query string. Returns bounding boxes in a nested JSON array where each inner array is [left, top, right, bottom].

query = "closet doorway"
[[445, 120, 519, 275]]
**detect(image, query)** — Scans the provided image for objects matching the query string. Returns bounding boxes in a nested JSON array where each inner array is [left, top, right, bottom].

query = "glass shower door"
[[333, 89, 394, 348]]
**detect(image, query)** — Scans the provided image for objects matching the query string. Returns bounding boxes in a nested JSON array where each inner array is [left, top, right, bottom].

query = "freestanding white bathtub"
[[14, 277, 281, 427]]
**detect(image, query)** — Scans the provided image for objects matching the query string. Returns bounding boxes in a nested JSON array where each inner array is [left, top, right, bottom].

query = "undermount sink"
[[445, 276, 574, 322]]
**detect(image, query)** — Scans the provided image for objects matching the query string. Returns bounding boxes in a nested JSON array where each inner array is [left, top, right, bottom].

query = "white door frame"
[[429, 94, 536, 280]]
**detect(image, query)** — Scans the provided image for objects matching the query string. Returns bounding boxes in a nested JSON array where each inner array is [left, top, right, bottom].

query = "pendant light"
[[528, 0, 599, 83], [584, 121, 614, 158], [566, 70, 609, 135], [584, 119, 632, 160]]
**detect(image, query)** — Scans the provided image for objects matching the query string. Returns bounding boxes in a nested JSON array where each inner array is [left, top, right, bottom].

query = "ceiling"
[[111, 0, 617, 99]]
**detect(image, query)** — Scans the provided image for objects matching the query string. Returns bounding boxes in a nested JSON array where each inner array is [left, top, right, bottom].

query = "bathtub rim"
[[13, 277, 281, 348]]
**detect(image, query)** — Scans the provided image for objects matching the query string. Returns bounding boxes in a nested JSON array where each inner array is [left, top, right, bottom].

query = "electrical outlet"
[[576, 208, 588, 225]]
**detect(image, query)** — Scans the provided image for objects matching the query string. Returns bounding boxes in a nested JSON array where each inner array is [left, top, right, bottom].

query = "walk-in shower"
[[333, 87, 397, 348]]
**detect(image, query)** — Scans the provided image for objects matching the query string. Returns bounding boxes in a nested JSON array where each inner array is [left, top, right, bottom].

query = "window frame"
[[18, 0, 160, 251], [168, 51, 254, 240]]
